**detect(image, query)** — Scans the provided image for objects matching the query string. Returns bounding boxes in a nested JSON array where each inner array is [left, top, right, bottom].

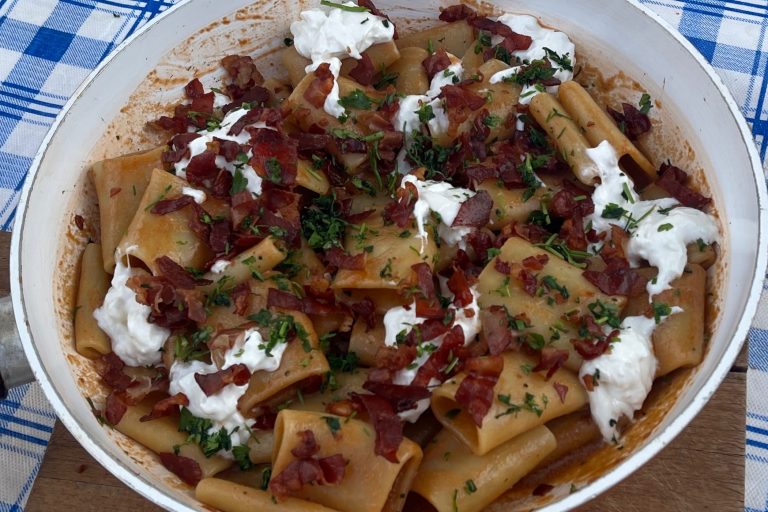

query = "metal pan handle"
[[0, 295, 33, 399]]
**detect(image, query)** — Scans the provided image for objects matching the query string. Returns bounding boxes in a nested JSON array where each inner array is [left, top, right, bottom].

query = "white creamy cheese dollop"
[[400, 174, 475, 250], [382, 285, 482, 422], [181, 186, 207, 204], [290, 1, 395, 117], [169, 327, 287, 454], [489, 15, 575, 116], [209, 259, 231, 274], [175, 108, 272, 196], [585, 141, 719, 297], [93, 257, 170, 367], [579, 312, 678, 443], [394, 61, 464, 172]]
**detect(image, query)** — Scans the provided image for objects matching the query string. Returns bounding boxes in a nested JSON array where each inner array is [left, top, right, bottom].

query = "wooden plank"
[[1, 225, 742, 511]]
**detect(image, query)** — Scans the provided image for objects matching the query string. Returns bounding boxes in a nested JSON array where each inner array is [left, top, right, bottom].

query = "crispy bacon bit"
[[292, 429, 320, 458], [140, 393, 189, 422], [533, 347, 569, 380], [363, 381, 431, 413], [494, 259, 512, 275], [155, 256, 212, 289], [346, 297, 376, 329], [518, 268, 538, 297], [185, 150, 219, 187], [455, 355, 504, 427], [150, 195, 194, 215], [297, 132, 331, 152], [250, 129, 298, 186], [609, 103, 651, 140], [522, 254, 549, 271], [440, 85, 486, 128], [305, 63, 335, 109], [351, 393, 403, 463], [159, 453, 203, 486], [325, 399, 363, 417], [553, 382, 569, 403], [384, 180, 418, 227], [411, 262, 437, 300], [104, 392, 128, 425], [231, 282, 251, 316], [656, 163, 711, 209], [270, 430, 348, 498], [221, 55, 264, 89], [447, 267, 473, 307], [413, 325, 465, 387], [533, 483, 555, 497], [194, 364, 251, 396], [452, 191, 492, 227], [582, 373, 596, 392], [267, 288, 302, 311], [349, 53, 375, 86], [325, 247, 366, 270], [583, 226, 647, 296], [439, 4, 477, 22], [549, 188, 595, 218], [571, 333, 613, 360], [374, 345, 417, 372], [414, 298, 444, 320], [560, 213, 589, 252], [481, 306, 514, 356], [423, 48, 451, 80]]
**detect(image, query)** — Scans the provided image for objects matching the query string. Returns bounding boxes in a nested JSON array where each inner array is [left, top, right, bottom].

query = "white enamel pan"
[[0, 0, 765, 510]]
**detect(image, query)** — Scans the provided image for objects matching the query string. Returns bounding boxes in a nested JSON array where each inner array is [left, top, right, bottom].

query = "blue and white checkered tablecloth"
[[0, 0, 767, 510]]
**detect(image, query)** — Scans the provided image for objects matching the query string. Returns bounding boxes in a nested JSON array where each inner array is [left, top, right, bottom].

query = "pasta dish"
[[72, 2, 720, 510]]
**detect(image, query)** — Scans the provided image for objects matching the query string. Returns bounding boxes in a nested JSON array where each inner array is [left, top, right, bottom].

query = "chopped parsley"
[[657, 223, 674, 232], [465, 479, 477, 494], [543, 47, 573, 71], [230, 168, 248, 195], [232, 445, 253, 470], [178, 408, 232, 457], [301, 193, 348, 250], [265, 158, 282, 184], [321, 415, 342, 435], [417, 103, 436, 123], [652, 302, 673, 324], [639, 93, 653, 114], [339, 89, 375, 110]]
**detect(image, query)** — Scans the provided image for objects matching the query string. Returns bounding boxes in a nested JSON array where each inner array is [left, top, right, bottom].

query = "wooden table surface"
[[0, 232, 746, 511]]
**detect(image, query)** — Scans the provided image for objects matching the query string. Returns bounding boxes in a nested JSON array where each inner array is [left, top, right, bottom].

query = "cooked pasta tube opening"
[[272, 409, 423, 512], [431, 352, 587, 456]]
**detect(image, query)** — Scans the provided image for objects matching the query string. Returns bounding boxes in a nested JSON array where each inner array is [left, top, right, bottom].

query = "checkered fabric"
[[0, 0, 766, 510], [0, 1, 181, 509]]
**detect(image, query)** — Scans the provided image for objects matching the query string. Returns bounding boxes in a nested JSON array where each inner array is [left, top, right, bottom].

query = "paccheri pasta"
[[75, 2, 720, 511]]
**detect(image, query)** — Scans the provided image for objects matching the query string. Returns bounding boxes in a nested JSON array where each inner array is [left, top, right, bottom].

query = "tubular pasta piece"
[[623, 264, 707, 377], [395, 21, 474, 57], [272, 409, 422, 512], [90, 146, 164, 272], [477, 236, 626, 370], [75, 243, 111, 358], [201, 237, 285, 291], [529, 92, 598, 186], [196, 478, 339, 512], [431, 351, 586, 455], [117, 168, 214, 272], [411, 425, 556, 512], [114, 399, 231, 478], [238, 311, 330, 413], [389, 47, 430, 95], [558, 81, 655, 186]]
